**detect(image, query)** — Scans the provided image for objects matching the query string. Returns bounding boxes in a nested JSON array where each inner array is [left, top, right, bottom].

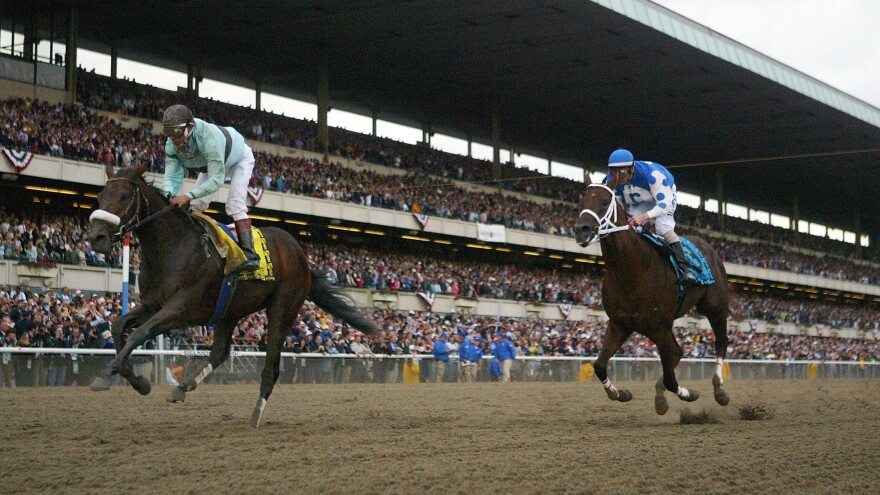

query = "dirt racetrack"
[[3, 379, 878, 495]]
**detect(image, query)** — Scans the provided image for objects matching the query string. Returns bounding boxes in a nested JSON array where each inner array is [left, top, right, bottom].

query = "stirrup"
[[238, 257, 261, 271], [678, 271, 697, 287]]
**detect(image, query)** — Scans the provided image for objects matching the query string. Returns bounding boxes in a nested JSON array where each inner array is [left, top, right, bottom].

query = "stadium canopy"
[[9, 0, 880, 240]]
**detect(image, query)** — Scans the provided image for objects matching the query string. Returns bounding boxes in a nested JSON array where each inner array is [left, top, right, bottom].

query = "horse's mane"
[[111, 166, 169, 206]]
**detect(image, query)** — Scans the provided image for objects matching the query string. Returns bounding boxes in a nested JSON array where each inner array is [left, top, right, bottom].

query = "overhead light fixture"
[[467, 244, 493, 250], [25, 186, 77, 195], [285, 219, 308, 225], [403, 235, 431, 242], [364, 230, 385, 235], [249, 214, 280, 222], [433, 239, 452, 245], [524, 251, 540, 256], [494, 247, 511, 252], [549, 254, 563, 259], [328, 225, 361, 232]]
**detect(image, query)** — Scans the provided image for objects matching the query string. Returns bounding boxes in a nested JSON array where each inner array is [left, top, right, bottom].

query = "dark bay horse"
[[87, 163, 379, 427], [574, 183, 730, 415]]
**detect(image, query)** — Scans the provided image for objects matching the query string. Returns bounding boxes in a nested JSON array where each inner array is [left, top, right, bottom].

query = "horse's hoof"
[[682, 389, 700, 402], [130, 375, 152, 396], [90, 376, 112, 391], [617, 389, 633, 402], [714, 388, 730, 406], [655, 396, 669, 415], [167, 387, 186, 403]]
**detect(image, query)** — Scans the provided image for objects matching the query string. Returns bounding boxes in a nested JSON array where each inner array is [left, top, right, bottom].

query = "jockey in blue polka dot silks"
[[605, 149, 697, 287]]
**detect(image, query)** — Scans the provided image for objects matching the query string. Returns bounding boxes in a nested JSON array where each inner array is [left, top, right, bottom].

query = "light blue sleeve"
[[186, 124, 227, 200], [162, 139, 184, 196]]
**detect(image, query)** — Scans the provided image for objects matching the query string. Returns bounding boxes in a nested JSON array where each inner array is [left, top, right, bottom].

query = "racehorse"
[[574, 182, 730, 414], [87, 163, 379, 427]]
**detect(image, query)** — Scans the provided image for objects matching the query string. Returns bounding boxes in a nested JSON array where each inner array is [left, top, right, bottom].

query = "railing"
[[2, 348, 877, 387]]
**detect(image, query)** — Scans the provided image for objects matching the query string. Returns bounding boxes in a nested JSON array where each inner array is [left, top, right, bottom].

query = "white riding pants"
[[190, 145, 255, 221]]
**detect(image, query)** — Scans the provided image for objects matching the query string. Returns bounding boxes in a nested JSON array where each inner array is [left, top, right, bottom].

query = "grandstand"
[[1, 0, 879, 373]]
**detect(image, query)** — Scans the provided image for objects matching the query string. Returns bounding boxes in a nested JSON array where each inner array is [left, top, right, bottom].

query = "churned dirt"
[[2, 379, 878, 495]]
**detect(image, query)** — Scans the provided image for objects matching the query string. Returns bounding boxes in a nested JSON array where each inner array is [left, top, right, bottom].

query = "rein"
[[579, 184, 630, 244]]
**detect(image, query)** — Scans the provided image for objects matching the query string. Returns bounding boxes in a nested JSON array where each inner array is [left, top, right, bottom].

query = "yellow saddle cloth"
[[191, 212, 275, 281]]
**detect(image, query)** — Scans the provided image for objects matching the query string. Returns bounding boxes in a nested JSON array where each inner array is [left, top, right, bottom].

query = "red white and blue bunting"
[[558, 303, 572, 320], [417, 291, 435, 310], [413, 212, 429, 230], [247, 186, 264, 207], [1, 148, 34, 173]]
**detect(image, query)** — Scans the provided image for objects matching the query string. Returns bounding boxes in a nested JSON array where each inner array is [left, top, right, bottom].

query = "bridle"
[[89, 176, 172, 241], [577, 183, 630, 244]]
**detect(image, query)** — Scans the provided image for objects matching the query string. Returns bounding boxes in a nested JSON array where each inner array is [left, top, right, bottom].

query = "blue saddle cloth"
[[638, 232, 715, 286]]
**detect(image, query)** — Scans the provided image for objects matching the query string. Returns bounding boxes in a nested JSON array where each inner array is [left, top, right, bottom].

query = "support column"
[[255, 81, 262, 112], [547, 157, 552, 176], [371, 110, 378, 137], [509, 147, 515, 168], [317, 55, 329, 155], [491, 109, 501, 181], [194, 65, 200, 96], [23, 2, 36, 60], [467, 135, 472, 158], [110, 44, 118, 79], [791, 196, 800, 248], [715, 167, 725, 238], [186, 64, 194, 93], [64, 4, 78, 104]]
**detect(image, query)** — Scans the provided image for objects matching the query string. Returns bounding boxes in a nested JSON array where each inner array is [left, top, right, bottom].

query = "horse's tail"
[[308, 271, 380, 334]]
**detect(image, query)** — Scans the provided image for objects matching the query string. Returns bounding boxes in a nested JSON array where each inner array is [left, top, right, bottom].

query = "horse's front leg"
[[110, 306, 154, 395], [91, 303, 187, 392], [593, 321, 633, 402]]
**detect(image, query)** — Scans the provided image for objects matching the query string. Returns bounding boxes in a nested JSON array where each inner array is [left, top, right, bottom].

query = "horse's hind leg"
[[708, 315, 730, 406], [168, 322, 235, 403], [593, 321, 633, 402], [251, 294, 305, 429], [656, 334, 699, 406]]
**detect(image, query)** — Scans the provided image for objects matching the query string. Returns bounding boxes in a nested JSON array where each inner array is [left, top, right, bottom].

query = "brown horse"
[[87, 163, 379, 427], [574, 183, 730, 414]]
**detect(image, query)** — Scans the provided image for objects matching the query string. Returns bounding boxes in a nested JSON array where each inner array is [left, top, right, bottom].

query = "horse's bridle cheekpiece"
[[578, 183, 630, 244], [89, 176, 172, 241]]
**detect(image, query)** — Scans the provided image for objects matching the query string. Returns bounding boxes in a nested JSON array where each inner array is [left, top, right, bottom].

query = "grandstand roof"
[[20, 0, 880, 236]]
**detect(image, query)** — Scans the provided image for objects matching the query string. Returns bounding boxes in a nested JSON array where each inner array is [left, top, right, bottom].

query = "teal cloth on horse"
[[637, 231, 715, 286]]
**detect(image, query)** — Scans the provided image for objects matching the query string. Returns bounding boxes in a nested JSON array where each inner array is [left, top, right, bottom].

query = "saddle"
[[636, 231, 715, 287], [191, 211, 275, 281]]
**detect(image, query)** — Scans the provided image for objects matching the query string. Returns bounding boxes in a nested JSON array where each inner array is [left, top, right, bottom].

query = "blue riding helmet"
[[608, 149, 634, 168]]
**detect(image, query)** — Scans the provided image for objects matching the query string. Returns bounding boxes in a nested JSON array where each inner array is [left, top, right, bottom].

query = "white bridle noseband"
[[88, 177, 145, 238], [577, 183, 630, 244]]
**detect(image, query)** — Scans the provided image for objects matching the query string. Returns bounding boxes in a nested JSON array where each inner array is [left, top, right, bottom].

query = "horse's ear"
[[104, 164, 114, 179], [133, 162, 148, 177]]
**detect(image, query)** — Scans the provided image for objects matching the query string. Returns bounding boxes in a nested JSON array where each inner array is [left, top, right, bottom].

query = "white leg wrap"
[[602, 378, 618, 394], [676, 386, 691, 399], [194, 364, 213, 386], [714, 357, 724, 386]]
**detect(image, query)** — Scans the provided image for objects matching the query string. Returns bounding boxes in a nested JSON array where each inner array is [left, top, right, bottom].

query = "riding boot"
[[234, 219, 261, 271], [669, 241, 698, 287]]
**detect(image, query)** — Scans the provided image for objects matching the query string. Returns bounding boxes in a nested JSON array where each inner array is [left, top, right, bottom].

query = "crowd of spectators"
[[3, 205, 880, 326], [3, 283, 878, 387], [4, 75, 880, 286]]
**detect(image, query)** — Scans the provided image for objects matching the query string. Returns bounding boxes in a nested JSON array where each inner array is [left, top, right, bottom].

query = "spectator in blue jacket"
[[433, 332, 450, 383], [467, 333, 484, 382], [493, 332, 517, 382]]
